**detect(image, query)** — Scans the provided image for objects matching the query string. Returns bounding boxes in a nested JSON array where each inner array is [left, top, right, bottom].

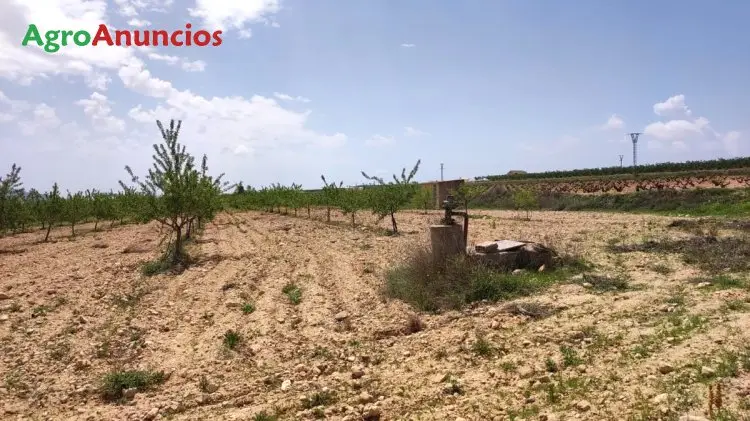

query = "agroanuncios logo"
[[21, 23, 223, 53]]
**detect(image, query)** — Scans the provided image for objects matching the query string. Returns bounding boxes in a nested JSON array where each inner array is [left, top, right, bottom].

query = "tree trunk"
[[173, 226, 183, 265], [71, 221, 76, 237], [326, 207, 331, 222], [351, 213, 355, 227], [44, 222, 52, 242], [390, 212, 398, 234], [94, 219, 98, 231], [307, 206, 310, 218]]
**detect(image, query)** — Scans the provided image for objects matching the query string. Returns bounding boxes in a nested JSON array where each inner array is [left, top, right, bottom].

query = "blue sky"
[[0, 0, 748, 192]]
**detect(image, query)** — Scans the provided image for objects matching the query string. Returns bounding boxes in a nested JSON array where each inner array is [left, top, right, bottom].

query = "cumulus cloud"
[[653, 94, 691, 117], [188, 0, 280, 36], [400, 43, 415, 48], [601, 114, 624, 130], [0, 0, 350, 191]]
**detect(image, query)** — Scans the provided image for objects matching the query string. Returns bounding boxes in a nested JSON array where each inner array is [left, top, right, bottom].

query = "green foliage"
[[100, 370, 166, 402], [121, 119, 227, 266], [338, 187, 369, 226], [478, 157, 750, 181], [512, 189, 538, 220], [361, 160, 421, 234], [410, 185, 434, 213]]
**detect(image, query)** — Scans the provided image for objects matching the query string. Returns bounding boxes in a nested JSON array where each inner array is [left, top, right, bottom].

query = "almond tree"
[[0, 164, 22, 234], [320, 176, 343, 222], [42, 183, 63, 242], [121, 119, 225, 266], [361, 160, 421, 234], [64, 190, 87, 236], [339, 187, 368, 227]]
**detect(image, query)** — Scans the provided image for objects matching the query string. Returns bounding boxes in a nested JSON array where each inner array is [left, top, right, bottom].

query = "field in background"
[[1, 208, 750, 420]]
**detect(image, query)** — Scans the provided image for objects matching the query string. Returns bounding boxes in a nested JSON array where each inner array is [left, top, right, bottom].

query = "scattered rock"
[[281, 380, 292, 391], [335, 311, 349, 321], [123, 388, 138, 400], [0, 293, 9, 300], [575, 400, 591, 411], [652, 393, 669, 405], [657, 363, 674, 374], [351, 366, 365, 379], [700, 366, 716, 377]]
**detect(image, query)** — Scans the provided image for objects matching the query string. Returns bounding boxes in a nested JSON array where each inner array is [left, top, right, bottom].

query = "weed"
[[385, 248, 586, 312], [722, 299, 748, 312], [301, 390, 336, 409], [545, 357, 558, 373], [504, 301, 555, 319], [648, 262, 673, 275], [471, 334, 495, 358], [609, 235, 750, 273], [253, 412, 278, 421], [100, 370, 165, 402], [560, 345, 583, 367], [404, 314, 424, 334], [223, 330, 242, 350], [578, 273, 630, 292], [241, 303, 256, 314], [282, 282, 302, 305], [311, 346, 331, 359]]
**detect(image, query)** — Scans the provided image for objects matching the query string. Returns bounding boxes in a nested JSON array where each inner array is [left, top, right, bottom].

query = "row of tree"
[[224, 164, 433, 234], [478, 157, 750, 181], [1, 119, 438, 270]]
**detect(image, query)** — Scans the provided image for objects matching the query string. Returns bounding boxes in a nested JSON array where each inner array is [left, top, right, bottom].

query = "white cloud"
[[653, 94, 691, 117], [273, 92, 311, 103], [181, 60, 207, 72], [0, 0, 148, 86], [400, 43, 415, 48], [147, 53, 207, 72], [366, 135, 394, 146], [722, 131, 741, 156], [404, 126, 428, 137], [188, 0, 281, 35], [75, 92, 126, 133], [601, 114, 624, 130], [113, 0, 173, 17], [127, 18, 151, 27], [18, 103, 61, 136], [644, 117, 710, 141]]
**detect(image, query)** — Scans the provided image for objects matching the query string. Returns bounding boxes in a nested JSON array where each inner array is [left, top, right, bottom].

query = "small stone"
[[143, 407, 159, 420], [351, 367, 365, 379], [696, 282, 712, 288], [582, 282, 593, 288], [700, 366, 715, 377], [490, 320, 500, 329], [0, 293, 9, 300], [538, 264, 546, 272], [358, 391, 374, 404], [658, 363, 674, 374], [652, 393, 669, 405], [518, 366, 535, 379], [280, 379, 292, 391], [334, 311, 349, 321], [123, 388, 138, 400], [575, 400, 591, 411], [0, 315, 8, 322]]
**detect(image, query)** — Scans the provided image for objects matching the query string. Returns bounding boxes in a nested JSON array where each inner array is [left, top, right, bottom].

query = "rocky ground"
[[1, 209, 749, 421]]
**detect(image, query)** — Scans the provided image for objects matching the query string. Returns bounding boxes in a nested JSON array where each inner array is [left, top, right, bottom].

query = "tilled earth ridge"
[[0, 209, 748, 421]]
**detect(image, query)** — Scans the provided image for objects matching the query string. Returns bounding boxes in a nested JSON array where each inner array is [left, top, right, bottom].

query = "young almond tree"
[[361, 160, 421, 235], [0, 164, 22, 234], [121, 119, 225, 267], [42, 183, 63, 242], [64, 190, 87, 236], [320, 176, 343, 222], [339, 187, 368, 227]]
